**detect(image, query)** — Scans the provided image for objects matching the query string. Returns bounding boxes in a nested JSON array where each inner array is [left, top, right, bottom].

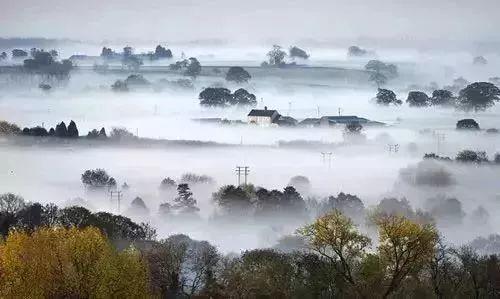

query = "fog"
[[1, 31, 500, 255]]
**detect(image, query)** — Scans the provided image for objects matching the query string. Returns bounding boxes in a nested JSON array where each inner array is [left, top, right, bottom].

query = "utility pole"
[[321, 152, 333, 168], [236, 166, 250, 186], [317, 106, 320, 117], [109, 190, 122, 213], [288, 101, 292, 116], [338, 108, 343, 116], [388, 144, 400, 154], [435, 133, 446, 155]]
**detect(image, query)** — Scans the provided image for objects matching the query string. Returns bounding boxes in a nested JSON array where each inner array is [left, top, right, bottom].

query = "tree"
[[456, 150, 489, 163], [122, 55, 143, 71], [407, 91, 430, 107], [11, 49, 28, 58], [473, 56, 488, 65], [124, 74, 150, 86], [298, 210, 371, 297], [145, 235, 220, 297], [0, 52, 7, 60], [0, 227, 150, 298], [212, 185, 254, 213], [0, 120, 21, 135], [55, 121, 68, 137], [173, 184, 199, 213], [155, 45, 173, 59], [431, 89, 455, 106], [67, 120, 79, 138], [199, 87, 232, 106], [111, 80, 129, 92], [365, 60, 398, 79], [322, 192, 365, 220], [456, 118, 480, 130], [289, 46, 309, 59], [266, 45, 287, 66], [288, 175, 311, 195], [185, 57, 201, 78], [231, 88, 257, 106], [345, 121, 363, 134], [160, 177, 176, 190], [369, 72, 388, 88], [375, 88, 401, 106], [101, 47, 116, 58], [123, 46, 133, 57], [0, 193, 26, 215], [375, 215, 438, 298], [348, 46, 368, 57], [129, 197, 149, 215], [225, 66, 251, 83], [457, 82, 500, 112], [81, 169, 114, 189]]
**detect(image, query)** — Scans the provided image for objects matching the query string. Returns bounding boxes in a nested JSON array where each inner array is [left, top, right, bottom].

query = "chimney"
[[264, 106, 267, 110]]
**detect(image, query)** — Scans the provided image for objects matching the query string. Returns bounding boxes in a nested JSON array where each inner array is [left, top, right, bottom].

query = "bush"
[[456, 119, 480, 130], [456, 150, 489, 163], [0, 120, 21, 135]]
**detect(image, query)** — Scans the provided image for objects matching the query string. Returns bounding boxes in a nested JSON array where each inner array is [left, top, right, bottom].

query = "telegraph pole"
[[109, 190, 122, 213], [435, 133, 446, 155], [236, 166, 250, 186], [388, 144, 400, 154], [321, 152, 333, 168]]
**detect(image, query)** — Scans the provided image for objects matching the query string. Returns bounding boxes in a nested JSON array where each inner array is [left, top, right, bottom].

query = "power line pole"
[[435, 133, 446, 155], [236, 166, 250, 186], [321, 152, 333, 168], [388, 144, 400, 154], [109, 190, 122, 213]]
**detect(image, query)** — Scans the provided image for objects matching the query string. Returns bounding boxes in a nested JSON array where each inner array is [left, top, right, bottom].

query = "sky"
[[1, 0, 500, 44]]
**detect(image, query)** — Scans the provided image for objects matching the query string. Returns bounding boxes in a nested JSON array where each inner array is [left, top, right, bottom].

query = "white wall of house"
[[248, 115, 273, 125]]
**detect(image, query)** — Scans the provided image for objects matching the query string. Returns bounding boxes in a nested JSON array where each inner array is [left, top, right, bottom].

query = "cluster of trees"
[[0, 193, 154, 239], [261, 45, 309, 67], [22, 48, 73, 76], [375, 82, 500, 112], [111, 74, 150, 92], [101, 44, 173, 61], [424, 150, 500, 164], [21, 120, 79, 138], [0, 120, 21, 135], [198, 87, 257, 107], [169, 57, 202, 78], [212, 184, 306, 218], [4, 194, 500, 298]]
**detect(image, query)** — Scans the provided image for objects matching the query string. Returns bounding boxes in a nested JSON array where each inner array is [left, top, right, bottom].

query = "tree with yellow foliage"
[[298, 210, 371, 297], [375, 215, 438, 298], [299, 211, 438, 298], [0, 226, 150, 298]]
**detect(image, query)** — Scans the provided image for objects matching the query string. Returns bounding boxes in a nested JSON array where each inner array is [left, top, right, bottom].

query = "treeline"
[[375, 81, 500, 112], [1, 191, 500, 298], [424, 150, 500, 164]]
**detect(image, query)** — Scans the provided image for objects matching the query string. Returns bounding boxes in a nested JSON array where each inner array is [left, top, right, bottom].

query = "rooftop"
[[248, 107, 278, 117]]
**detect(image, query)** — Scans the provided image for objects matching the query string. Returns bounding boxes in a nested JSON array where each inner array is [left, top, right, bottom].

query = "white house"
[[247, 107, 280, 126]]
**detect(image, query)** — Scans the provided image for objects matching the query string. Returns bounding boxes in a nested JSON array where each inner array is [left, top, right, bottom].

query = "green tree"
[[457, 82, 500, 112]]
